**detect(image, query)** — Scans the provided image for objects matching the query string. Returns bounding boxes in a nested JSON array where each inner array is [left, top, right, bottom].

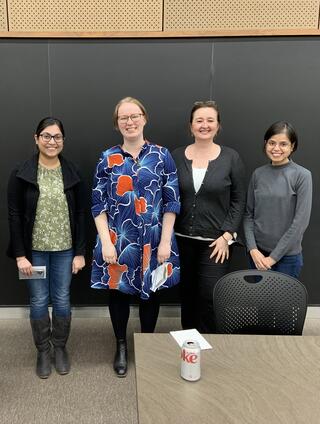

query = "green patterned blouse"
[[32, 164, 72, 251]]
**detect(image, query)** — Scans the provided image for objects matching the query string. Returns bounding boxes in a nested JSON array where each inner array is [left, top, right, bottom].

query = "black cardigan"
[[172, 145, 246, 239], [7, 154, 86, 260]]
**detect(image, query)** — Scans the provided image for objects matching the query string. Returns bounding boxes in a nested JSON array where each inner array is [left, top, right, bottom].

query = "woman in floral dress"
[[91, 97, 180, 377]]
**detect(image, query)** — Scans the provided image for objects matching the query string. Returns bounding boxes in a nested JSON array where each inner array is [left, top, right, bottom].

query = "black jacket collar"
[[16, 154, 80, 189]]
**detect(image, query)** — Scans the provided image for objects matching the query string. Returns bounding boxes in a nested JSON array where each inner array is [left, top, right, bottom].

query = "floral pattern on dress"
[[91, 141, 180, 299]]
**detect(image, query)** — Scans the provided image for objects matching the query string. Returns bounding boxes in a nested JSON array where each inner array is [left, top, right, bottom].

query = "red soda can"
[[180, 340, 201, 381]]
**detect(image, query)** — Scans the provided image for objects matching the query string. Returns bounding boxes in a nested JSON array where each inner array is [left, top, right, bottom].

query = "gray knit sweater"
[[243, 160, 312, 262]]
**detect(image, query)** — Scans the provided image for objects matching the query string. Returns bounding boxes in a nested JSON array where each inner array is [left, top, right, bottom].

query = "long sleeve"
[[73, 171, 87, 256], [221, 151, 246, 234], [243, 174, 257, 251], [91, 142, 181, 298], [162, 149, 180, 215], [7, 169, 27, 258], [242, 161, 312, 262], [173, 145, 246, 239], [92, 153, 109, 219], [270, 169, 312, 262]]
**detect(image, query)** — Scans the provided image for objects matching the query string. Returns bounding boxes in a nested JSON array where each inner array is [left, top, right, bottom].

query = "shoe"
[[113, 339, 127, 377], [36, 350, 52, 379], [30, 316, 52, 379], [52, 315, 71, 375], [54, 347, 70, 375]]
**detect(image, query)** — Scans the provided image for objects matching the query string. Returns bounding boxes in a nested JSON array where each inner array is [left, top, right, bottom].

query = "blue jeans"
[[27, 249, 73, 319], [249, 250, 303, 279]]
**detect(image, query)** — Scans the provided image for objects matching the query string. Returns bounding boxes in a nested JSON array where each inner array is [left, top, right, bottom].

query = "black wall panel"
[[0, 38, 318, 305]]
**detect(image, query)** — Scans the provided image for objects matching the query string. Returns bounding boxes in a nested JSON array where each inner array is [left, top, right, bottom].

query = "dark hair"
[[189, 100, 221, 125], [264, 121, 298, 152], [35, 117, 65, 137]]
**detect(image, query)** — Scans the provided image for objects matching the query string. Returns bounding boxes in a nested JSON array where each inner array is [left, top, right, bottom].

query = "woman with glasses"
[[244, 121, 312, 278], [7, 117, 86, 379], [91, 97, 180, 377], [172, 101, 246, 333]]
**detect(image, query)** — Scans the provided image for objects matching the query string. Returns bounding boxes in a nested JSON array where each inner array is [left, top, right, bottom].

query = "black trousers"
[[177, 236, 231, 333], [108, 289, 161, 340]]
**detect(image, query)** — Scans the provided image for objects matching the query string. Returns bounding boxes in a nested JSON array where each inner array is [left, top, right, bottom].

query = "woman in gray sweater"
[[244, 121, 312, 278]]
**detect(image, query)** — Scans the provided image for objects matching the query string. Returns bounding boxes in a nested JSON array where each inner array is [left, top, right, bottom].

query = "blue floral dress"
[[91, 141, 180, 299]]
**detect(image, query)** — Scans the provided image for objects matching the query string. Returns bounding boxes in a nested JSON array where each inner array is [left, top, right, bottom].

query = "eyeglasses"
[[118, 113, 144, 124], [266, 140, 291, 149], [39, 133, 64, 143]]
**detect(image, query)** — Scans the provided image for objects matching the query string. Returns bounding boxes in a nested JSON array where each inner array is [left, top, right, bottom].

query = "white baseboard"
[[0, 305, 319, 319], [306, 307, 320, 319], [0, 305, 181, 319]]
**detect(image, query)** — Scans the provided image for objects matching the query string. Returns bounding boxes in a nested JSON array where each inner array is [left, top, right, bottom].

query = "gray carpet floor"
[[0, 316, 319, 424], [0, 317, 181, 424]]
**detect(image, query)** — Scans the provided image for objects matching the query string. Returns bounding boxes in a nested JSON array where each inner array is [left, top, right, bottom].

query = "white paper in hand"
[[19, 266, 46, 280], [150, 262, 169, 292]]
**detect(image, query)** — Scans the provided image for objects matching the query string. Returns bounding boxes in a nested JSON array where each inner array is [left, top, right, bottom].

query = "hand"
[[250, 249, 274, 270], [16, 257, 33, 276], [102, 242, 117, 264], [264, 256, 276, 269], [209, 237, 229, 264], [72, 255, 85, 274], [157, 241, 171, 264]]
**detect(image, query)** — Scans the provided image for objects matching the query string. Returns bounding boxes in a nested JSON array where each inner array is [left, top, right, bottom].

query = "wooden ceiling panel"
[[0, 0, 7, 31], [8, 0, 162, 31], [164, 0, 319, 31]]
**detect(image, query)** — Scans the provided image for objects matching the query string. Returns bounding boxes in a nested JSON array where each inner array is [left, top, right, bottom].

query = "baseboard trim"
[[0, 305, 319, 319], [306, 307, 320, 319], [0, 305, 180, 319]]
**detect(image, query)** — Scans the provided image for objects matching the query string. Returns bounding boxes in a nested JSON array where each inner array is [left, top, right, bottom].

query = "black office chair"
[[213, 270, 308, 335]]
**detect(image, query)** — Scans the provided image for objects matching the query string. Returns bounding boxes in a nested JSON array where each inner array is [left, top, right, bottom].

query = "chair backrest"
[[213, 270, 308, 335]]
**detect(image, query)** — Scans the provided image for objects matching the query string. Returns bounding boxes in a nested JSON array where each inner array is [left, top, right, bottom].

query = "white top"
[[192, 167, 207, 193]]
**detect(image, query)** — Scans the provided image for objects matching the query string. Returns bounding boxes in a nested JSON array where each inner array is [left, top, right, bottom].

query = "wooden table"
[[134, 333, 320, 424]]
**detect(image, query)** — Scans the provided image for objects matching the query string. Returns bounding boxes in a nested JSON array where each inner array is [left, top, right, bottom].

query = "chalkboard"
[[0, 37, 318, 305]]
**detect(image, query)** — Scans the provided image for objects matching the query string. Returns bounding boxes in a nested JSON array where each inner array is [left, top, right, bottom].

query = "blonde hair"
[[113, 97, 148, 130]]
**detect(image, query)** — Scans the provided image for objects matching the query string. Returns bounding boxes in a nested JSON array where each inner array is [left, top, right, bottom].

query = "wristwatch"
[[223, 232, 237, 245], [224, 231, 237, 241]]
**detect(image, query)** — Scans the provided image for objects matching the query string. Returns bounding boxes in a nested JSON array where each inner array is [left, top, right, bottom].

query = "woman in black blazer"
[[7, 117, 86, 378]]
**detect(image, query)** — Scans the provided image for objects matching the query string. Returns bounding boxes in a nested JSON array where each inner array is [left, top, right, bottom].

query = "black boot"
[[30, 315, 52, 379], [113, 339, 127, 377], [51, 315, 71, 375]]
